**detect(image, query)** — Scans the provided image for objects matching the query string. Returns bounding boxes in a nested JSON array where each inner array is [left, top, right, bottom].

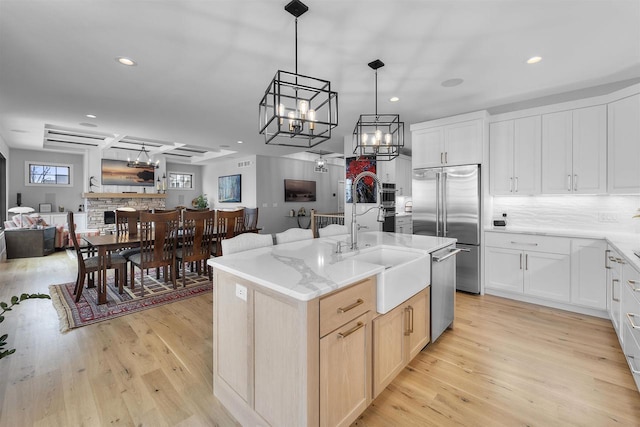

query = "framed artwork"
[[218, 174, 241, 202], [101, 159, 155, 186], [345, 156, 377, 203], [39, 203, 52, 213], [284, 179, 316, 202]]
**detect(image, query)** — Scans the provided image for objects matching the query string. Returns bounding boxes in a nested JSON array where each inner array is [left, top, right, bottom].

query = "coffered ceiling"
[[0, 0, 638, 163]]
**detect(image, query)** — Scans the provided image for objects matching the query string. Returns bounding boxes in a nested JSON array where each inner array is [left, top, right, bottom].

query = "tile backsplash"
[[491, 195, 640, 234]]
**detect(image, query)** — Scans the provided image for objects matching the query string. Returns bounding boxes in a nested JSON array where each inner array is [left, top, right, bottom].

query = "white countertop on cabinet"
[[208, 231, 455, 302], [486, 227, 640, 271]]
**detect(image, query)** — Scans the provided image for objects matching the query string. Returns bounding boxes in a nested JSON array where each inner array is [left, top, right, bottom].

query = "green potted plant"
[[193, 194, 209, 209], [1, 293, 51, 360]]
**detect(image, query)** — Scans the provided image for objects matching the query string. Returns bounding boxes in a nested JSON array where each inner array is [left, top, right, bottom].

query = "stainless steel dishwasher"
[[431, 245, 463, 342]]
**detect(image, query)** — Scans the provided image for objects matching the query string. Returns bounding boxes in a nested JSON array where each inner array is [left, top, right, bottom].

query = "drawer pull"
[[510, 241, 538, 246], [613, 279, 620, 302], [609, 255, 617, 263], [338, 322, 364, 339], [626, 355, 640, 374], [605, 250, 611, 269], [626, 313, 640, 329], [337, 298, 364, 314], [616, 257, 626, 264], [628, 280, 640, 292]]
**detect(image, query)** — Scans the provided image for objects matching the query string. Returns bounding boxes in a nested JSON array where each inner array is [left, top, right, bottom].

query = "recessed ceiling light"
[[237, 140, 243, 144], [527, 56, 542, 64], [441, 78, 464, 87], [116, 57, 137, 66], [86, 114, 97, 119], [389, 97, 400, 102], [79, 122, 98, 128]]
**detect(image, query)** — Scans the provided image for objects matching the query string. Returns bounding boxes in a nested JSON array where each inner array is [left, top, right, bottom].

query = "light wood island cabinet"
[[372, 286, 430, 398]]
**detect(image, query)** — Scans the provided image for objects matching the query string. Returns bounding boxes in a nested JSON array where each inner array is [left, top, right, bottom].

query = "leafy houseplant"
[[194, 194, 209, 209], [1, 293, 51, 360]]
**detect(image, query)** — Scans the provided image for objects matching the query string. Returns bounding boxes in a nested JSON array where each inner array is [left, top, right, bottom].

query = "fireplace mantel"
[[82, 193, 166, 199]]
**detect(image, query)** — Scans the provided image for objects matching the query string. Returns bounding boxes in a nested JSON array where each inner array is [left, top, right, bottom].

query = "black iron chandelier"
[[127, 142, 159, 169], [259, 0, 338, 148], [352, 59, 404, 161]]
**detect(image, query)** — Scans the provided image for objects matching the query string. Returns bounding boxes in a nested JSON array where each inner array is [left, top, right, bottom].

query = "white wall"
[[255, 155, 343, 235], [202, 155, 257, 211], [164, 162, 204, 208], [9, 148, 84, 213]]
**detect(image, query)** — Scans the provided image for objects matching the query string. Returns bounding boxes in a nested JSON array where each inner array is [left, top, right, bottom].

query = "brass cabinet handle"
[[626, 355, 640, 374], [404, 307, 411, 336], [519, 253, 523, 270], [626, 313, 640, 329], [567, 175, 572, 192], [616, 257, 626, 265], [409, 306, 414, 334], [440, 152, 444, 164], [514, 177, 519, 193], [337, 298, 364, 314], [628, 280, 640, 291], [525, 254, 528, 270], [445, 152, 448, 164], [574, 174, 578, 191], [338, 322, 364, 339], [612, 279, 620, 302], [609, 255, 617, 263], [605, 250, 611, 269], [509, 177, 513, 192]]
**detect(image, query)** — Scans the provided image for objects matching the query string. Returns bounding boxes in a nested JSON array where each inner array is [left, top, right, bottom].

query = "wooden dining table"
[[83, 226, 262, 304]]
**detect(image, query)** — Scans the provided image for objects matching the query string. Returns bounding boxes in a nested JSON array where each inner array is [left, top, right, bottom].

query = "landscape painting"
[[218, 174, 241, 202], [101, 159, 154, 186], [284, 179, 316, 202]]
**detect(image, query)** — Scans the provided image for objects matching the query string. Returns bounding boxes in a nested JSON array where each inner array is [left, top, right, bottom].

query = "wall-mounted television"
[[284, 179, 316, 202], [218, 174, 241, 203], [101, 159, 155, 186]]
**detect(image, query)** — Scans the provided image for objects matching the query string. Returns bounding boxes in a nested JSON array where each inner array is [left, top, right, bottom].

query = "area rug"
[[49, 269, 213, 332]]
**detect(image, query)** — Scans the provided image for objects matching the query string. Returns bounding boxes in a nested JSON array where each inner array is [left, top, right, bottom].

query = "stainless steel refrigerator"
[[413, 164, 481, 293]]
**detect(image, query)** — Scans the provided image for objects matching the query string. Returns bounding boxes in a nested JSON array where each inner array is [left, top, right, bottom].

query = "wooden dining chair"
[[213, 209, 244, 256], [176, 209, 215, 287], [275, 227, 314, 244], [116, 209, 142, 286], [243, 207, 259, 233], [128, 210, 180, 296], [68, 211, 127, 302]]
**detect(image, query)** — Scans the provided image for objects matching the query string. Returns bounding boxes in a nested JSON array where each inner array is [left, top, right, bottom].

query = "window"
[[25, 161, 73, 186], [168, 172, 193, 189]]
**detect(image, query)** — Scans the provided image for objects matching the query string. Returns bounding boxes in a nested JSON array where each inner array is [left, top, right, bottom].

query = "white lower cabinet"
[[621, 262, 640, 391], [571, 239, 607, 309], [395, 215, 412, 234], [485, 232, 570, 303], [607, 246, 625, 336]]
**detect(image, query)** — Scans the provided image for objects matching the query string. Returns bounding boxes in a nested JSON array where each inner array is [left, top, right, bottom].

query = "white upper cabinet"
[[608, 93, 640, 194], [489, 116, 541, 195], [412, 119, 482, 169], [542, 105, 606, 194]]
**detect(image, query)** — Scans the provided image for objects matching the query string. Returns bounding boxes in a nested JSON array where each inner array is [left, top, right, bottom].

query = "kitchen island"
[[208, 232, 455, 427]]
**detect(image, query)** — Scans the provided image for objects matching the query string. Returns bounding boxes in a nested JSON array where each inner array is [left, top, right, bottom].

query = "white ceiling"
[[0, 0, 639, 163]]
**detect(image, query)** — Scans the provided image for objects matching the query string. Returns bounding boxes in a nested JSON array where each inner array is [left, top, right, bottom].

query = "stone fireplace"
[[82, 193, 166, 234]]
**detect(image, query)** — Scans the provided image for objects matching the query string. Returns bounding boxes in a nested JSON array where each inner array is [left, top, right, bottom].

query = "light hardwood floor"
[[1, 251, 639, 426]]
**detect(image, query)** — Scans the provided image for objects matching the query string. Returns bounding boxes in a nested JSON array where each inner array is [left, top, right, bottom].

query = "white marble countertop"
[[208, 231, 456, 301], [485, 227, 640, 272]]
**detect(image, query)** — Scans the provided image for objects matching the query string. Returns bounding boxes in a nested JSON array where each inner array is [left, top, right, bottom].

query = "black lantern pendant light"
[[127, 141, 159, 169], [353, 59, 404, 161], [259, 0, 339, 148]]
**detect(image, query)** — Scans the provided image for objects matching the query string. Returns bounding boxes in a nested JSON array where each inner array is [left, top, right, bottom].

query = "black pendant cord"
[[294, 18, 298, 75], [374, 69, 378, 118]]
